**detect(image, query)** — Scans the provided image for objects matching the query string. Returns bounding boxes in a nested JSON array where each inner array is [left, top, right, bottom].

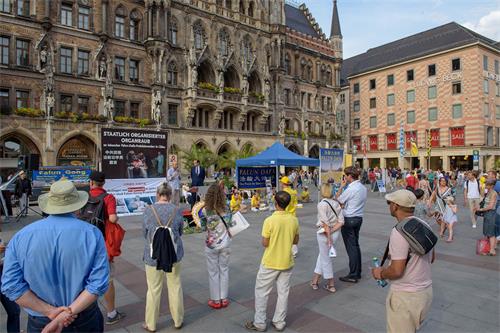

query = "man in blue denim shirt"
[[1, 180, 109, 333]]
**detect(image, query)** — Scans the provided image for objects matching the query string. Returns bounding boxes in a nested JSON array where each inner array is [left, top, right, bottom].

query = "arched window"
[[242, 36, 253, 65], [248, 1, 254, 17], [129, 10, 141, 41], [115, 6, 126, 38], [193, 21, 205, 50], [167, 61, 178, 85], [218, 29, 230, 57], [239, 0, 245, 14], [284, 53, 291, 75], [169, 18, 178, 45]]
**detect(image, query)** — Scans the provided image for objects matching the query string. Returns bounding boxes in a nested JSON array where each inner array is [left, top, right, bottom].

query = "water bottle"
[[372, 257, 388, 287]]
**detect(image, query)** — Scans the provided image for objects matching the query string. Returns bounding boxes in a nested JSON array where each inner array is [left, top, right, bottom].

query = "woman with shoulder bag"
[[474, 179, 497, 256], [310, 184, 344, 293], [202, 184, 232, 309], [429, 177, 452, 233], [142, 183, 184, 331]]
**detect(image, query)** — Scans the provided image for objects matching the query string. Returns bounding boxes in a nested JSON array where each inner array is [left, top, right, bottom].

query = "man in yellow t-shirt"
[[245, 191, 299, 332], [281, 176, 299, 258]]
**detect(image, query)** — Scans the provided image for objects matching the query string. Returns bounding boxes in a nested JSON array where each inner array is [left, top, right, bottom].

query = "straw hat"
[[38, 179, 89, 215]]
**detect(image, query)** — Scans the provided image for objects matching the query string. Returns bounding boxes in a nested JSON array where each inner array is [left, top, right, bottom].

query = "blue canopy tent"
[[235, 141, 319, 189]]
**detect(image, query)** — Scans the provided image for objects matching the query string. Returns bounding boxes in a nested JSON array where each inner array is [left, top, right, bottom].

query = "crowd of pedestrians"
[[1, 162, 499, 333]]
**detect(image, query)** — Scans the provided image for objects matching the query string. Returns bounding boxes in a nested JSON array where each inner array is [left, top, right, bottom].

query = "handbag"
[[476, 238, 490, 255], [217, 211, 249, 237]]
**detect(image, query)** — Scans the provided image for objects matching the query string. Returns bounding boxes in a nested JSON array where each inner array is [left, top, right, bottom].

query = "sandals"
[[310, 282, 319, 290], [323, 284, 336, 293]]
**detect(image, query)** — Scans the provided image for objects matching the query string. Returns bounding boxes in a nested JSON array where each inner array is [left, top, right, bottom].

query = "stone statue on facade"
[[241, 76, 248, 95], [278, 113, 286, 136], [264, 79, 271, 100], [40, 46, 48, 70], [46, 92, 55, 117], [217, 70, 224, 91], [152, 90, 162, 125], [98, 55, 107, 79]]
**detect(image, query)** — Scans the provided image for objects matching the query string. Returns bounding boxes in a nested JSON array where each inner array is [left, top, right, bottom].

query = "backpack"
[[150, 206, 178, 272], [382, 216, 438, 266], [465, 179, 481, 194], [80, 192, 108, 236]]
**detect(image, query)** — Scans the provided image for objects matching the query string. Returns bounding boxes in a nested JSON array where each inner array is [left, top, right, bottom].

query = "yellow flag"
[[411, 141, 419, 157]]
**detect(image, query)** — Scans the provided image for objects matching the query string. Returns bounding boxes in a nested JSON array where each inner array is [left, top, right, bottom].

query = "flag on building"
[[399, 122, 405, 157], [410, 139, 418, 157]]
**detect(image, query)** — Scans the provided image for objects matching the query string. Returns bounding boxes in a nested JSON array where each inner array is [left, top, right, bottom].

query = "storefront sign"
[[32, 167, 91, 187], [483, 70, 500, 82], [320, 148, 344, 188], [369, 135, 378, 151], [101, 128, 167, 179], [103, 178, 164, 216], [409, 71, 463, 88], [386, 133, 397, 150], [405, 131, 417, 149], [237, 167, 277, 189], [450, 127, 465, 146], [430, 129, 440, 147]]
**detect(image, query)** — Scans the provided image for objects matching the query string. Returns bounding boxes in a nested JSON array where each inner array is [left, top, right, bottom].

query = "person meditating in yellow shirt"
[[230, 191, 242, 213], [251, 191, 260, 212], [299, 186, 310, 203]]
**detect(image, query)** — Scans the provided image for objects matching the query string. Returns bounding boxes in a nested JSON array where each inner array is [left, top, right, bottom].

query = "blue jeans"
[[27, 302, 103, 333], [0, 265, 21, 333]]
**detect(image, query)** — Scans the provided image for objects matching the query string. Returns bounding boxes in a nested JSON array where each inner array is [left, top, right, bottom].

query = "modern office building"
[[0, 0, 344, 176], [342, 22, 500, 171]]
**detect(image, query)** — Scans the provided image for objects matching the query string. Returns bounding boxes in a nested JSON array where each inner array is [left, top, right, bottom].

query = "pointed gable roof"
[[284, 3, 321, 38]]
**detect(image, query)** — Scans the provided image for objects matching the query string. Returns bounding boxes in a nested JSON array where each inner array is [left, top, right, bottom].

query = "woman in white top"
[[310, 184, 344, 293]]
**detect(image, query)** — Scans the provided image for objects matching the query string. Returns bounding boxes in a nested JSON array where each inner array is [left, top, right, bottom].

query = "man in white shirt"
[[335, 166, 367, 283], [464, 171, 482, 228]]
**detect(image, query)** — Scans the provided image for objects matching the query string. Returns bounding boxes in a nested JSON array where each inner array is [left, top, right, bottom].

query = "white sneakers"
[[472, 225, 477, 228]]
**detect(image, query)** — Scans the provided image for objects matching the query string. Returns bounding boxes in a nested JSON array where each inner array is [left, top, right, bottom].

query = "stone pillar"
[[155, 6, 160, 37], [442, 155, 450, 171], [102, 0, 108, 34], [147, 6, 152, 37], [44, 0, 50, 18], [380, 158, 386, 169], [419, 155, 426, 169], [45, 119, 53, 151]]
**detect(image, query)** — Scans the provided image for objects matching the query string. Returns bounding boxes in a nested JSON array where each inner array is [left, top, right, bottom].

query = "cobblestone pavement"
[[1, 186, 499, 333]]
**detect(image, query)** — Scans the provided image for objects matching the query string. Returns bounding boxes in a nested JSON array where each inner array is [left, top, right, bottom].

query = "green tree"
[[181, 144, 217, 171]]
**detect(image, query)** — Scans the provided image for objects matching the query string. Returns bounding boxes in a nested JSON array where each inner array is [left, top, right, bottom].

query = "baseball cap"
[[385, 189, 417, 208], [89, 171, 106, 183], [280, 176, 291, 185]]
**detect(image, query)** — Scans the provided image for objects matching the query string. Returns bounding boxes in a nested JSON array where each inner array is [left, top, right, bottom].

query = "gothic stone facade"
[[0, 0, 343, 173]]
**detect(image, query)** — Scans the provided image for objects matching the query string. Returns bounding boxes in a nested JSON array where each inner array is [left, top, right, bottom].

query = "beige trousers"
[[144, 263, 184, 330], [386, 287, 433, 333], [468, 198, 481, 226]]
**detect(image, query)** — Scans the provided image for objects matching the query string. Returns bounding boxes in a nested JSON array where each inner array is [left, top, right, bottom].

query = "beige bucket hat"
[[38, 179, 89, 215]]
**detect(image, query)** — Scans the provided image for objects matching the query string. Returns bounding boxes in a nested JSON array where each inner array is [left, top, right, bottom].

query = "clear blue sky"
[[302, 0, 500, 59]]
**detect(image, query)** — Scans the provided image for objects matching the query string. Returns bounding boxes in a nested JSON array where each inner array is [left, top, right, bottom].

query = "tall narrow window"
[[406, 69, 414, 81], [60, 94, 72, 112], [248, 1, 254, 17], [167, 62, 177, 85], [78, 7, 90, 30], [452, 82, 461, 95], [353, 83, 359, 94], [16, 39, 29, 66], [16, 90, 29, 108], [284, 54, 291, 75], [61, 3, 73, 26], [369, 79, 376, 90], [387, 93, 395, 106], [242, 36, 253, 65], [78, 96, 89, 113], [17, 0, 30, 16], [369, 116, 377, 128], [193, 22, 204, 50], [484, 79, 489, 94], [387, 74, 394, 86], [168, 104, 178, 125], [369, 97, 376, 109], [60, 47, 72, 74], [114, 100, 125, 117], [452, 104, 462, 119], [483, 55, 488, 71], [77, 50, 89, 75], [0, 89, 10, 113], [218, 29, 230, 57], [169, 19, 177, 44], [452, 58, 460, 71], [428, 64, 436, 76], [406, 89, 415, 103], [129, 19, 138, 40], [114, 57, 125, 81], [428, 85, 437, 99], [115, 15, 125, 38], [129, 59, 139, 82], [0, 0, 11, 13], [0, 36, 9, 65], [130, 102, 140, 118]]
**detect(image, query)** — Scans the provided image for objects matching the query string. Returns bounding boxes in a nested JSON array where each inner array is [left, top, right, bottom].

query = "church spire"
[[330, 0, 342, 38]]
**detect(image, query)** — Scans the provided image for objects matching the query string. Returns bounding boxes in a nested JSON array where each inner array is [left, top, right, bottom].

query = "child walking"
[[441, 196, 458, 242]]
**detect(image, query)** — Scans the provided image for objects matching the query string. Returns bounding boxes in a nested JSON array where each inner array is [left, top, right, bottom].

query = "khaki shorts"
[[108, 261, 115, 282]]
